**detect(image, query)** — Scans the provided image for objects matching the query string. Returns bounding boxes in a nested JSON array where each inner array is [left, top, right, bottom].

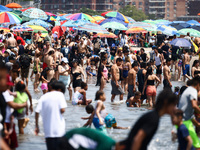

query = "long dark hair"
[[145, 67, 153, 81], [193, 60, 199, 67]]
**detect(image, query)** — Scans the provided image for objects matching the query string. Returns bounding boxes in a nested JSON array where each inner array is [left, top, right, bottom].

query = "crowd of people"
[[0, 26, 200, 150]]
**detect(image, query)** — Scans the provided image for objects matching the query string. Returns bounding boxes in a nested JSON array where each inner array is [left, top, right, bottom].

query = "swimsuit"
[[146, 80, 156, 96], [72, 72, 82, 89], [103, 66, 108, 79], [72, 91, 83, 105]]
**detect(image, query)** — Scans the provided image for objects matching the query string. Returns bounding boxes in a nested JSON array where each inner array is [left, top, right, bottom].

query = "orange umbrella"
[[94, 33, 117, 38], [126, 27, 147, 34], [6, 3, 22, 8]]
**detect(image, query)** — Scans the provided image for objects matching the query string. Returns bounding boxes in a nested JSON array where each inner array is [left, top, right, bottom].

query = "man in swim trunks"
[[127, 62, 138, 99], [183, 49, 191, 82], [111, 58, 124, 102], [78, 36, 87, 66], [163, 58, 172, 89], [178, 76, 200, 149]]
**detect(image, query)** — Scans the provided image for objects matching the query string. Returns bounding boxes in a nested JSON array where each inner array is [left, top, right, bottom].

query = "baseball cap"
[[61, 57, 68, 63]]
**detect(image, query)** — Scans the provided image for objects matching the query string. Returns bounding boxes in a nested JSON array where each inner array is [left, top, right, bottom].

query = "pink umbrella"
[[45, 12, 56, 17]]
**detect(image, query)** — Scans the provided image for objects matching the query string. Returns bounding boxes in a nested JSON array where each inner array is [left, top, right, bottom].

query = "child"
[[72, 82, 92, 105], [13, 81, 29, 134], [174, 86, 180, 96], [40, 67, 51, 94], [82, 104, 128, 129], [171, 109, 194, 150], [126, 91, 141, 107]]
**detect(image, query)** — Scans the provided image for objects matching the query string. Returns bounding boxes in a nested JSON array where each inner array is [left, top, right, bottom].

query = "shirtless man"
[[163, 58, 172, 89], [7, 33, 17, 49], [78, 36, 87, 66], [111, 58, 124, 102], [183, 49, 191, 82], [154, 47, 163, 82], [127, 62, 139, 99], [54, 47, 63, 80], [44, 50, 55, 81]]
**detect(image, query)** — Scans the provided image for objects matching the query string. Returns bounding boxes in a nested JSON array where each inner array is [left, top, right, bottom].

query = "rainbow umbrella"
[[22, 8, 48, 20], [45, 12, 56, 17], [0, 5, 12, 12], [28, 25, 48, 37], [0, 12, 22, 24], [101, 11, 129, 23], [6, 3, 22, 8], [0, 27, 10, 33], [126, 27, 147, 34], [75, 23, 109, 33], [11, 25, 33, 32], [92, 15, 105, 22], [101, 22, 127, 30], [66, 13, 96, 23], [94, 32, 117, 38]]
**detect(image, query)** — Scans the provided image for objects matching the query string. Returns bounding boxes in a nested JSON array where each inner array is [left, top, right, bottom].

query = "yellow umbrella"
[[28, 25, 48, 37], [126, 27, 147, 34], [93, 15, 105, 22]]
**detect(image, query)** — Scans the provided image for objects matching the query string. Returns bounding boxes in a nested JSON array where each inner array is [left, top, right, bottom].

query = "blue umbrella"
[[56, 16, 68, 21], [0, 5, 12, 12], [157, 25, 177, 36], [62, 19, 91, 27], [170, 38, 192, 47], [23, 19, 52, 28], [186, 20, 200, 26], [100, 17, 128, 27], [75, 23, 109, 33]]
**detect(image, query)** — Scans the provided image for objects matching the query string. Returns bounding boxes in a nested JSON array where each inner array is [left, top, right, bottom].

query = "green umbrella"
[[101, 22, 127, 30], [11, 10, 22, 16], [177, 28, 200, 37], [21, 16, 31, 22]]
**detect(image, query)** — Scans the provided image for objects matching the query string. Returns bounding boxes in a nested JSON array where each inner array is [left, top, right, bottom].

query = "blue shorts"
[[105, 114, 117, 128], [93, 117, 107, 134], [183, 64, 190, 76], [90, 72, 96, 76]]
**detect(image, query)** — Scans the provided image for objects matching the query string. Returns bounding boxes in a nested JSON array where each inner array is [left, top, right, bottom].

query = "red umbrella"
[[21, 7, 34, 12], [52, 26, 63, 39]]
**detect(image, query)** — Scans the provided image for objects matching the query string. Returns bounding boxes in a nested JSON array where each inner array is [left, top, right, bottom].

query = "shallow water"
[[16, 73, 184, 150]]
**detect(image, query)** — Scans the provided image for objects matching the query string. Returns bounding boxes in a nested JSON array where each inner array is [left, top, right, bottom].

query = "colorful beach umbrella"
[[66, 13, 96, 23], [186, 20, 200, 26], [6, 3, 22, 8], [170, 38, 191, 47], [128, 22, 153, 28], [101, 22, 127, 30], [22, 8, 48, 20], [177, 28, 200, 37], [62, 19, 91, 27], [0, 27, 10, 33], [0, 5, 12, 12], [101, 11, 129, 23], [45, 12, 56, 17], [11, 10, 22, 16], [99, 18, 128, 27], [0, 12, 22, 24], [94, 33, 117, 38], [75, 23, 109, 33], [93, 15, 105, 22], [157, 25, 177, 36], [28, 25, 48, 37], [126, 16, 135, 23], [126, 27, 147, 34], [11, 25, 33, 32], [170, 22, 191, 30], [23, 19, 52, 28], [21, 7, 34, 12]]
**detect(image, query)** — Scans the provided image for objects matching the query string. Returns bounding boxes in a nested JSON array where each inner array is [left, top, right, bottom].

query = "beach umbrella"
[[56, 16, 68, 21], [154, 19, 171, 25], [22, 8, 48, 20], [66, 13, 96, 23], [48, 16, 56, 21], [0, 5, 12, 12], [170, 38, 192, 47], [101, 11, 129, 23], [0, 27, 10, 33], [45, 12, 56, 17], [75, 23, 109, 33], [11, 25, 33, 32], [28, 25, 48, 37], [126, 16, 135, 23], [128, 22, 153, 28], [11, 10, 22, 16], [99, 17, 128, 27], [93, 32, 117, 38], [186, 20, 200, 26], [92, 15, 105, 22], [177, 28, 200, 37], [0, 12, 22, 24], [126, 27, 147, 34], [191, 25, 200, 32], [52, 26, 63, 38], [23, 19, 52, 28], [142, 20, 156, 25], [101, 22, 127, 30], [21, 7, 34, 12], [5, 3, 22, 8], [157, 25, 177, 36], [62, 19, 91, 27]]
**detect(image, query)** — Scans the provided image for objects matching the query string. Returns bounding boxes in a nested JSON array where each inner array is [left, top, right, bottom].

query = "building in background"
[[187, 0, 200, 16]]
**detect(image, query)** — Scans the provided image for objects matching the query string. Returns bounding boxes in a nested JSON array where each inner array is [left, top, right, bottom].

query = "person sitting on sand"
[[72, 82, 92, 105], [126, 91, 141, 107], [82, 104, 128, 129]]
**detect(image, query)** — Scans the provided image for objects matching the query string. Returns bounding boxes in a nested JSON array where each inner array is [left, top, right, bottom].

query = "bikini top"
[[72, 72, 81, 79], [194, 70, 200, 75], [147, 80, 155, 86]]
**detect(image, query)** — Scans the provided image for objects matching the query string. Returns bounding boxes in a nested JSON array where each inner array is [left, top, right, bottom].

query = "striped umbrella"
[[22, 8, 48, 20], [66, 13, 96, 23], [157, 25, 177, 36], [75, 23, 109, 33], [94, 32, 117, 38], [62, 19, 91, 27], [101, 11, 129, 23], [11, 25, 33, 32], [23, 19, 52, 29], [0, 12, 22, 24], [101, 22, 127, 30], [92, 15, 105, 22], [177, 28, 200, 37], [126, 27, 147, 34], [0, 27, 10, 33], [0, 5, 12, 12], [45, 12, 56, 17]]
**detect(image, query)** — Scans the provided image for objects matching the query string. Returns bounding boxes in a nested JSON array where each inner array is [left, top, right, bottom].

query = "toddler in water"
[[126, 91, 141, 107], [82, 104, 128, 129], [13, 81, 29, 134], [171, 109, 194, 150], [72, 82, 92, 105]]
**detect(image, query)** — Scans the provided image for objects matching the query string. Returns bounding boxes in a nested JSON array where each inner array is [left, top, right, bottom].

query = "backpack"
[[19, 54, 31, 69]]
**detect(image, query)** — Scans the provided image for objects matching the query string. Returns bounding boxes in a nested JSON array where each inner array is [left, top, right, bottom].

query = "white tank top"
[[155, 53, 161, 66], [129, 54, 134, 64], [94, 100, 107, 119]]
